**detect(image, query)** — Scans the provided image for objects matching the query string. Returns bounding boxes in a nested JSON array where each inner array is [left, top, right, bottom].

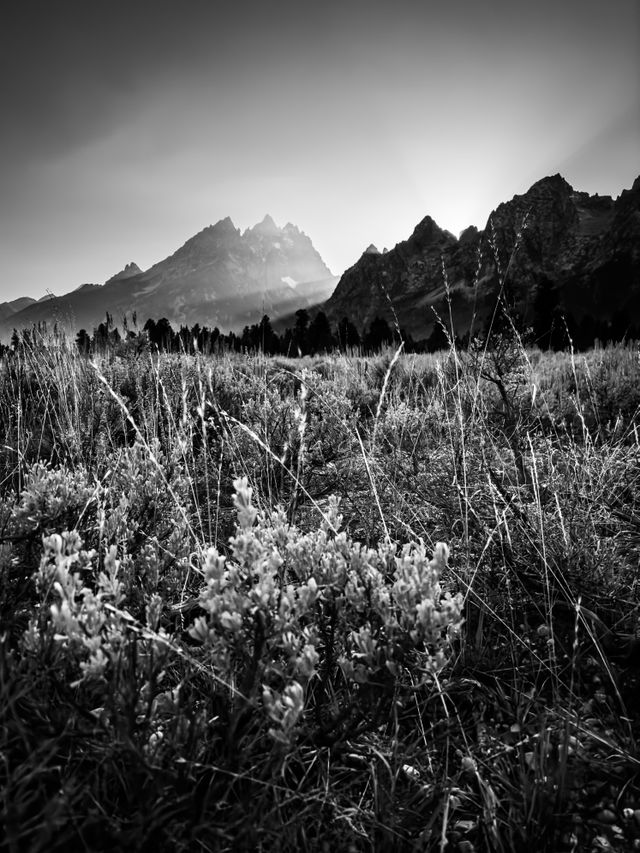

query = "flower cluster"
[[26, 531, 143, 687], [12, 462, 96, 534], [189, 477, 463, 742], [22, 476, 462, 747]]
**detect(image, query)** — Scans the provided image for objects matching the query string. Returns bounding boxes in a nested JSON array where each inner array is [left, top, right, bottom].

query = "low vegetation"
[[1, 327, 640, 851]]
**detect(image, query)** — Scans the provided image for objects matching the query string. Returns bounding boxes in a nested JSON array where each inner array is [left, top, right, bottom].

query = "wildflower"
[[232, 476, 258, 529], [295, 643, 319, 678], [203, 548, 226, 580], [403, 764, 420, 780], [77, 647, 108, 683], [219, 610, 243, 632], [460, 755, 477, 775]]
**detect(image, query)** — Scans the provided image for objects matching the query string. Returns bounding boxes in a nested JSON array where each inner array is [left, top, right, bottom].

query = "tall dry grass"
[[1, 329, 639, 851]]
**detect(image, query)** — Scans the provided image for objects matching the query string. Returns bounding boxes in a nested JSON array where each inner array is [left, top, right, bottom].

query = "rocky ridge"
[[324, 174, 640, 339]]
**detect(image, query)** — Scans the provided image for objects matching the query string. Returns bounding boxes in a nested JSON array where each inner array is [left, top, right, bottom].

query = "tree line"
[[72, 310, 419, 356], [5, 293, 639, 358]]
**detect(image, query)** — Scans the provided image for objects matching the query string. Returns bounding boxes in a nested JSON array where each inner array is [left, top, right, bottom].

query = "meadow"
[[1, 330, 639, 852]]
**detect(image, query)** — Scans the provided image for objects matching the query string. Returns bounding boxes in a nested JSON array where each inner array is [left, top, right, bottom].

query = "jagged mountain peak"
[[408, 215, 456, 250], [529, 173, 574, 193], [187, 217, 240, 242], [364, 244, 380, 255], [247, 214, 281, 238], [209, 216, 239, 235], [105, 262, 142, 285], [488, 175, 576, 221], [170, 218, 241, 260]]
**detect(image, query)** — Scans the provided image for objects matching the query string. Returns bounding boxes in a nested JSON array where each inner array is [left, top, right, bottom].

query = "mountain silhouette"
[[324, 174, 640, 340]]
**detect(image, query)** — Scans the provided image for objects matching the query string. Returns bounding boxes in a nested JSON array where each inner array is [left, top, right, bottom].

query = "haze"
[[1, 0, 638, 303]]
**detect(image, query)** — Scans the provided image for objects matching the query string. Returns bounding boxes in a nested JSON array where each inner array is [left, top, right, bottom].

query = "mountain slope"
[[0, 296, 37, 324]]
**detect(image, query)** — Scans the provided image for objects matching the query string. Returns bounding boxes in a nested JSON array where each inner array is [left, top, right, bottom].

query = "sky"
[[1, 0, 638, 302]]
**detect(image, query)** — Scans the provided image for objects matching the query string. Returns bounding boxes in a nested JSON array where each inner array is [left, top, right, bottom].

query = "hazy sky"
[[1, 0, 638, 301]]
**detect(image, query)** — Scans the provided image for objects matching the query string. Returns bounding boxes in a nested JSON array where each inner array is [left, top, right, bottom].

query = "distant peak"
[[105, 262, 142, 285], [529, 174, 574, 194], [248, 214, 281, 237], [413, 214, 439, 230], [210, 216, 238, 234], [410, 215, 451, 245], [364, 244, 380, 255], [186, 218, 239, 244]]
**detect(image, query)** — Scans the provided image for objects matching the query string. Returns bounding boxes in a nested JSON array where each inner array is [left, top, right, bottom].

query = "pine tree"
[[307, 311, 334, 354]]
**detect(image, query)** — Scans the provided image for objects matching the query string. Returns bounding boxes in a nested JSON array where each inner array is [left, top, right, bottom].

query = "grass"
[[1, 330, 640, 851]]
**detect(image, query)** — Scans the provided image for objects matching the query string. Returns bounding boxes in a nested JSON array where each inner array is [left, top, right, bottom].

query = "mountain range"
[[324, 174, 640, 340], [2, 174, 639, 343], [0, 216, 338, 341]]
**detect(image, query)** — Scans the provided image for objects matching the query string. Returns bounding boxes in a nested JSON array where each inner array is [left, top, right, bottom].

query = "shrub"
[[23, 477, 462, 748], [188, 477, 462, 743]]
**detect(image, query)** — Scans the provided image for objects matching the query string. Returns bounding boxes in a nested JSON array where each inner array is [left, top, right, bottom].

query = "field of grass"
[[1, 331, 640, 851]]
